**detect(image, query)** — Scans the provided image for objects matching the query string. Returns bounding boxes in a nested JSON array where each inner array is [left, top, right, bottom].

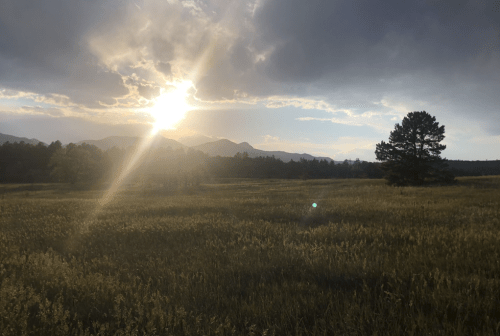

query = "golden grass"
[[1, 176, 499, 335]]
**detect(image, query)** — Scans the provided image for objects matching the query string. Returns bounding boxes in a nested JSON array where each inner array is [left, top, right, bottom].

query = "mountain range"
[[76, 135, 186, 151], [177, 134, 220, 147], [2, 132, 497, 168], [190, 139, 334, 162], [79, 136, 335, 162], [0, 133, 44, 146], [0, 132, 335, 162]]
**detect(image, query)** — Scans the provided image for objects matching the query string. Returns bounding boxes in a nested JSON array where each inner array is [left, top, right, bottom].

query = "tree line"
[[206, 153, 384, 179], [0, 141, 126, 185], [0, 140, 385, 186], [446, 160, 500, 177], [1, 134, 497, 188], [0, 141, 63, 183]]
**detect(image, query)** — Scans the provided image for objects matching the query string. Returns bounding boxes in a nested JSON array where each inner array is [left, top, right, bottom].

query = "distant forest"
[[0, 141, 498, 186], [446, 160, 500, 177]]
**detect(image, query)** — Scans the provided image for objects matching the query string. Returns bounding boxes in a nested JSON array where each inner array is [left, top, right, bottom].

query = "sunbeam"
[[99, 128, 158, 207], [94, 36, 221, 210]]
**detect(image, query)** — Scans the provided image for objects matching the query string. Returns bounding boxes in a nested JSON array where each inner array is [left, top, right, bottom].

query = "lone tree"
[[375, 111, 455, 186]]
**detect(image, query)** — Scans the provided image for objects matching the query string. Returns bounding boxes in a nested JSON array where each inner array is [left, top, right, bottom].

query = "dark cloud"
[[150, 38, 176, 63], [179, 0, 499, 119], [155, 62, 172, 76], [254, 0, 500, 83], [0, 0, 129, 108], [1, 0, 499, 135], [245, 0, 500, 133], [230, 41, 254, 73], [137, 84, 161, 100], [0, 0, 92, 68]]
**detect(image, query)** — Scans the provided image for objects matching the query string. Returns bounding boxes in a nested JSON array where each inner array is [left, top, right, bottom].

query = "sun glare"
[[150, 80, 193, 132]]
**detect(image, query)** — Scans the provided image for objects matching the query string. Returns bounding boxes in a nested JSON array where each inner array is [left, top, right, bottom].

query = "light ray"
[[94, 33, 221, 210], [69, 128, 162, 240], [66, 5, 239, 248], [99, 128, 158, 207]]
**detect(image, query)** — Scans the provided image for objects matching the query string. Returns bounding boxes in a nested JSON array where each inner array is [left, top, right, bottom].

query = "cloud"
[[0, 0, 130, 109], [295, 111, 402, 132], [329, 136, 378, 153], [296, 116, 365, 127], [1, 0, 499, 138], [263, 135, 280, 143], [255, 134, 379, 161], [19, 106, 64, 117], [255, 0, 500, 81], [34, 93, 74, 107], [265, 96, 351, 113], [136, 84, 161, 100], [250, 0, 500, 132], [155, 62, 172, 76], [264, 95, 409, 132]]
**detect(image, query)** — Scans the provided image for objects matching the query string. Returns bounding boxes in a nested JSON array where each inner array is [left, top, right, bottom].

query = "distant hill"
[[0, 133, 44, 146], [177, 134, 221, 147], [191, 139, 334, 162], [77, 135, 186, 151]]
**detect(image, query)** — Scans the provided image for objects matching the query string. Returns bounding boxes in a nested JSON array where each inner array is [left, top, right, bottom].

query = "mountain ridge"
[[191, 138, 335, 162], [0, 133, 44, 146], [77, 135, 186, 151], [2, 132, 499, 166], [1, 132, 337, 162], [76, 135, 336, 162], [177, 134, 220, 147]]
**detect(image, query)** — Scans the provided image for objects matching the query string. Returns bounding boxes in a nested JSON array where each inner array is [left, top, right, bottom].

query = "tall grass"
[[1, 176, 499, 335]]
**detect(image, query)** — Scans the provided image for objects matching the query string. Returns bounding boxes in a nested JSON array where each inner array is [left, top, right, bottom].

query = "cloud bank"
[[0, 0, 499, 159]]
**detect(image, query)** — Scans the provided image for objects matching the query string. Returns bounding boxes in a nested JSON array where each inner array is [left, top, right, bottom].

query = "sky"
[[0, 0, 499, 161]]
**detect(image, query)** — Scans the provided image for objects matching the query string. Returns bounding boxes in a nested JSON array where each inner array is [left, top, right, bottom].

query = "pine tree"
[[375, 111, 455, 185]]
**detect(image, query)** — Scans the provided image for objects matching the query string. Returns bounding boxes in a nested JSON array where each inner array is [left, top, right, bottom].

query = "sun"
[[150, 80, 193, 132]]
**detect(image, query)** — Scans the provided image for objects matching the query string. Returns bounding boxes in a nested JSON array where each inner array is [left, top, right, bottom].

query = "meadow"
[[1, 176, 499, 335]]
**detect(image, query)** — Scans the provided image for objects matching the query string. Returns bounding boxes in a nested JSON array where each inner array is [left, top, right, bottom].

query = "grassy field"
[[1, 176, 500, 335]]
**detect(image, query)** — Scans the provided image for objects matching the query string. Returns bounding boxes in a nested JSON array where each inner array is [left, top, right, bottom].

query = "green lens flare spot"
[[312, 203, 317, 208]]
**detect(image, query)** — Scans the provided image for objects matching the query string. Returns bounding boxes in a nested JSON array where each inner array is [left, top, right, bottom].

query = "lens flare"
[[312, 203, 317, 208]]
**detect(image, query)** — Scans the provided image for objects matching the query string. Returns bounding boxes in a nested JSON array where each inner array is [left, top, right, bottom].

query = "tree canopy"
[[375, 111, 455, 186], [49, 143, 109, 185]]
